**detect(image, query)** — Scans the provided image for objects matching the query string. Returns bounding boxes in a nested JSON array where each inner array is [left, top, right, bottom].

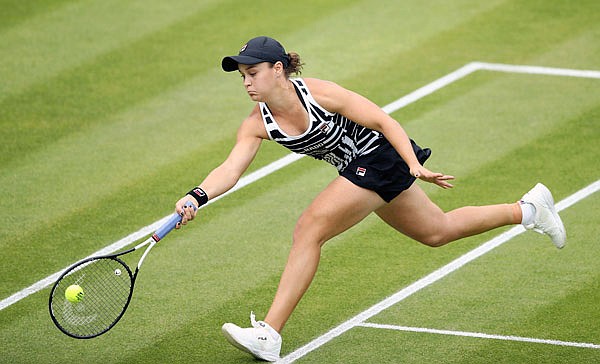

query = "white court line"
[[1, 62, 598, 313], [0, 152, 302, 311], [475, 62, 600, 79], [380, 62, 480, 114], [279, 180, 600, 363], [1, 62, 481, 311], [277, 61, 600, 362], [357, 323, 600, 350]]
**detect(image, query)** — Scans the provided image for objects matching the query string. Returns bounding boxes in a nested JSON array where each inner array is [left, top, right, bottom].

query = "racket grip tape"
[[153, 201, 196, 241]]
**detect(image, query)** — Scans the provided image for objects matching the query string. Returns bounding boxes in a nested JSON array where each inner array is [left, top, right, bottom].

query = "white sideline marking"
[[1, 62, 598, 313], [2, 63, 476, 311], [0, 152, 303, 311], [357, 323, 600, 350], [380, 62, 480, 114], [278, 180, 600, 363], [475, 62, 600, 79]]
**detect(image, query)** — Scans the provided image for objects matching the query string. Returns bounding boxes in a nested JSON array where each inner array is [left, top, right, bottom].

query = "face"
[[238, 62, 283, 102]]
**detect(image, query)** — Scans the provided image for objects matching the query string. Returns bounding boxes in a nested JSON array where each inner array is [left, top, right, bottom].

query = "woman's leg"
[[264, 176, 386, 332], [375, 183, 522, 247]]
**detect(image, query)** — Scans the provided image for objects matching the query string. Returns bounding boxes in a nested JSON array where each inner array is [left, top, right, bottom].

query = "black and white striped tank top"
[[259, 78, 382, 172]]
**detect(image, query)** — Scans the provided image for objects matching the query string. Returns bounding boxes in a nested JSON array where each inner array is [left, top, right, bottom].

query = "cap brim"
[[221, 55, 266, 72]]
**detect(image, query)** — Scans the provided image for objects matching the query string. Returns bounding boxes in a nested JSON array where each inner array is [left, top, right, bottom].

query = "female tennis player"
[[175, 36, 565, 361]]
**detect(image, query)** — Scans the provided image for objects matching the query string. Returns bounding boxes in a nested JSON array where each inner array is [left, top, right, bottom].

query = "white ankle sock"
[[520, 201, 536, 226]]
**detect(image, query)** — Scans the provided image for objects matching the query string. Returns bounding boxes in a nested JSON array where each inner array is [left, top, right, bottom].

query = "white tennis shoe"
[[222, 312, 282, 362], [521, 183, 566, 249]]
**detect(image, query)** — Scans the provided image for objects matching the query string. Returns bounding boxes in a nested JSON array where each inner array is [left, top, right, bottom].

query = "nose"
[[243, 76, 251, 87]]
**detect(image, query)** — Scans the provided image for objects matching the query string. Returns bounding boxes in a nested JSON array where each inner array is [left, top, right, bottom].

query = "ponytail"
[[284, 52, 304, 77]]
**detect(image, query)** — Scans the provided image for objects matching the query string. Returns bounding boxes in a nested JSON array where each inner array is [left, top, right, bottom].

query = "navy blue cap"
[[222, 36, 289, 72]]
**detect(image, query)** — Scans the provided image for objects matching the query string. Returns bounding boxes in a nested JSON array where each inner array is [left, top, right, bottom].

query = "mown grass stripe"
[[0, 62, 475, 311], [0, 0, 219, 99], [1, 60, 597, 312], [0, 0, 74, 31]]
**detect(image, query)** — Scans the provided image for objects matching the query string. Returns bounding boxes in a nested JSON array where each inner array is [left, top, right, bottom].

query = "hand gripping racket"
[[49, 201, 195, 339]]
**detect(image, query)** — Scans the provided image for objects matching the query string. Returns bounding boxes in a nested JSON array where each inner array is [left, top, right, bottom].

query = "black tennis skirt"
[[340, 138, 431, 202]]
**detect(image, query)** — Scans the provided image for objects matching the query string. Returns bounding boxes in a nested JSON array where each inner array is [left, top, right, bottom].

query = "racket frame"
[[48, 201, 194, 338], [48, 239, 148, 339]]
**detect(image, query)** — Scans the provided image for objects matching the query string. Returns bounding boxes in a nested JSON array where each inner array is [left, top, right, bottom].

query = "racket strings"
[[50, 258, 133, 338]]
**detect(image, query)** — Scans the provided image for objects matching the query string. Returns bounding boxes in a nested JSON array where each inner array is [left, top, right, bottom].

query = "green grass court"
[[1, 1, 599, 363]]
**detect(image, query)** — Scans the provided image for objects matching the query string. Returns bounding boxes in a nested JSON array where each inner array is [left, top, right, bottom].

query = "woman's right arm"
[[176, 108, 266, 222]]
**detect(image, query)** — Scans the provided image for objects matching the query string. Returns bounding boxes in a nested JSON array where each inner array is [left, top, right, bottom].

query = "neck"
[[264, 79, 297, 114]]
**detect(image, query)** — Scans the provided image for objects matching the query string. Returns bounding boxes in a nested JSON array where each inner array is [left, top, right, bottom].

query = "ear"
[[273, 61, 285, 76]]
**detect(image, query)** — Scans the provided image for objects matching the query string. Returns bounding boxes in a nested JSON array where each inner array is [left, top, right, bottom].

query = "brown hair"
[[284, 52, 304, 77]]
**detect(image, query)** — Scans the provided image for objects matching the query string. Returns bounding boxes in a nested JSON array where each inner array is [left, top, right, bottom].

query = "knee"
[[413, 216, 455, 247], [292, 211, 327, 247]]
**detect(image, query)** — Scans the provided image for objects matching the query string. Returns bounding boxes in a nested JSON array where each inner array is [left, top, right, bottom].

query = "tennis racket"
[[49, 201, 195, 339]]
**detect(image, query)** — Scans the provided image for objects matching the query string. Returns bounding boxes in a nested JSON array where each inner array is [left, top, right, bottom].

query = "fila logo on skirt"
[[356, 167, 367, 176]]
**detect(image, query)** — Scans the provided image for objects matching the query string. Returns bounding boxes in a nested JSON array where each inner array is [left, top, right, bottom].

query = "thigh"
[[375, 183, 447, 243], [296, 176, 387, 245]]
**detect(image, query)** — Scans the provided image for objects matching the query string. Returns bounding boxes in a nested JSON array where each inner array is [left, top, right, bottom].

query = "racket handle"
[[153, 201, 196, 241]]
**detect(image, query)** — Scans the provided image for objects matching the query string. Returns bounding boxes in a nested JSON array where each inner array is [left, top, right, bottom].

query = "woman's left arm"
[[308, 78, 454, 188]]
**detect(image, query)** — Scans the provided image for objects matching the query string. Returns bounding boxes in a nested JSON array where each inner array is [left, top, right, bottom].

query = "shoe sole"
[[222, 324, 254, 356], [221, 324, 280, 362], [530, 183, 566, 249]]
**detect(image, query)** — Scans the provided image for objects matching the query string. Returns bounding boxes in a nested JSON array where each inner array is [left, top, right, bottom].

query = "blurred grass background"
[[1, 0, 599, 362]]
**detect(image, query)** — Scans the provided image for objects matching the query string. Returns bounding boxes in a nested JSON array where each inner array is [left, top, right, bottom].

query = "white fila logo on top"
[[356, 167, 366, 176]]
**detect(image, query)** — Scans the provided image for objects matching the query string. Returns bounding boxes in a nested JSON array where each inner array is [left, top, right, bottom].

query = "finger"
[[438, 180, 454, 188], [181, 209, 190, 223], [421, 172, 443, 180], [186, 207, 195, 221]]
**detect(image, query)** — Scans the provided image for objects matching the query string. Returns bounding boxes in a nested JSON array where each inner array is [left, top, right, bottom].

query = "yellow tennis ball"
[[65, 284, 84, 303]]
